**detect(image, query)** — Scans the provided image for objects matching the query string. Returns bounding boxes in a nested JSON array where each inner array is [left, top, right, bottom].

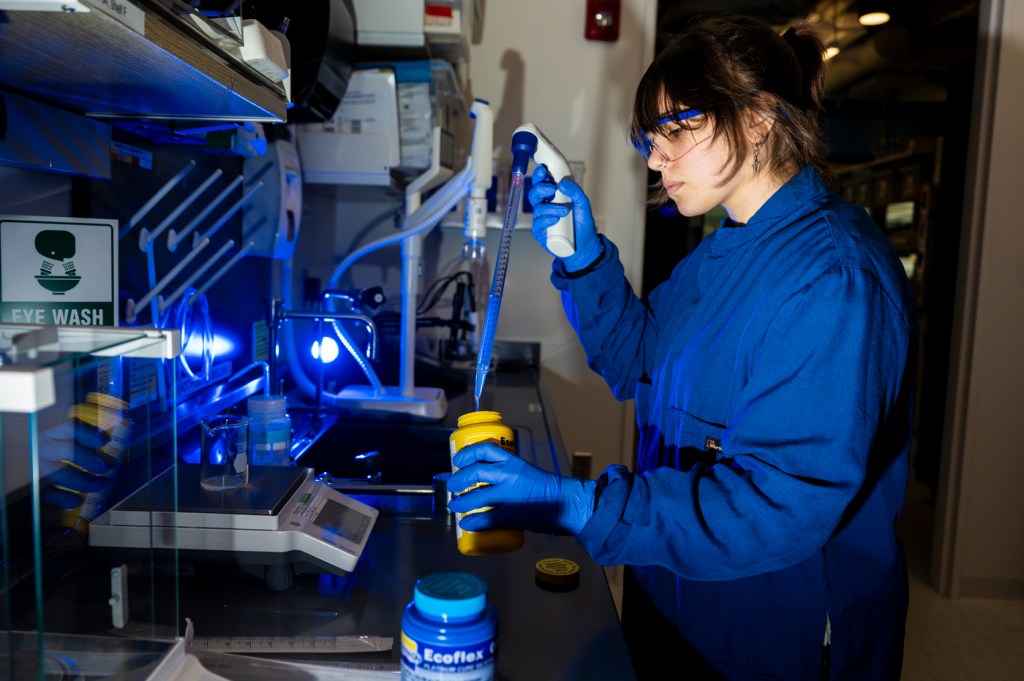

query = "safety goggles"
[[635, 109, 705, 163]]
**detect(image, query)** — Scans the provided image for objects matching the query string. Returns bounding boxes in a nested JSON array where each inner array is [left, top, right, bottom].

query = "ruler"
[[189, 635, 393, 654], [287, 659, 401, 672]]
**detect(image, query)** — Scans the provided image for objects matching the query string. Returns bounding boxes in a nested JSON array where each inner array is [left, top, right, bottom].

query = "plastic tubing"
[[327, 161, 475, 290], [161, 289, 214, 382], [330, 318, 384, 393], [227, 360, 271, 396], [283, 162, 475, 405]]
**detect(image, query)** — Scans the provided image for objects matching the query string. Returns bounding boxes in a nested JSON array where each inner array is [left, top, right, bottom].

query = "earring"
[[752, 138, 766, 174]]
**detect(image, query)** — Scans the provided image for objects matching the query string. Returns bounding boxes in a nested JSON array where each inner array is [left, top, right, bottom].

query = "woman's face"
[[644, 98, 759, 222]]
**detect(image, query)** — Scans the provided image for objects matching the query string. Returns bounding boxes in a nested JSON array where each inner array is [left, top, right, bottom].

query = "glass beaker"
[[199, 414, 251, 491]]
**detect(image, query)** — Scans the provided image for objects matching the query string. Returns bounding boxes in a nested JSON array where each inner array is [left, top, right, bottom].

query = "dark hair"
[[630, 14, 830, 198]]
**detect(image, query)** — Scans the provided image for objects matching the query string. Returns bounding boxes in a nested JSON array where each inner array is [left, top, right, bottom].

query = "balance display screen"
[[314, 499, 370, 545]]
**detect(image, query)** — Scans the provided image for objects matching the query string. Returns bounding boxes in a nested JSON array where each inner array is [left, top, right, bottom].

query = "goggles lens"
[[636, 109, 704, 161]]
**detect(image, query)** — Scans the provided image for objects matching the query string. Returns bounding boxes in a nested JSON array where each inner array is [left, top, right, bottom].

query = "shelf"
[[0, 0, 287, 121], [0, 324, 179, 412]]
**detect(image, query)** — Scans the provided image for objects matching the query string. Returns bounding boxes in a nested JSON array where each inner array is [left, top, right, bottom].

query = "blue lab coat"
[[557, 168, 916, 679]]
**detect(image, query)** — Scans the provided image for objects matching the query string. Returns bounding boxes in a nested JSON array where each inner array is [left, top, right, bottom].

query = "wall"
[[935, 0, 1024, 599]]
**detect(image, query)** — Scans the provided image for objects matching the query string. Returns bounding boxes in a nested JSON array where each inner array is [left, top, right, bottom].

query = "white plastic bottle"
[[247, 395, 292, 466]]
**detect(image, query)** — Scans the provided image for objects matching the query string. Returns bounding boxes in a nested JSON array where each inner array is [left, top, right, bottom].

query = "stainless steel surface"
[[294, 419, 455, 488], [113, 464, 308, 516], [293, 403, 544, 488]]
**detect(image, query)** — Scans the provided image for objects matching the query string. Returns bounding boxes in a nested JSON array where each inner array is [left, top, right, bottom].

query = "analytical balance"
[[90, 465, 379, 590]]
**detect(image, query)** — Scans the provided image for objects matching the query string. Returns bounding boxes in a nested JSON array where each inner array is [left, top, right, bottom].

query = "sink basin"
[[293, 419, 456, 490], [289, 406, 531, 500]]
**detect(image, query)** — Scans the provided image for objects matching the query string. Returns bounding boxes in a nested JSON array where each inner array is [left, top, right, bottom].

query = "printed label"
[[0, 215, 118, 325], [250, 440, 290, 466], [86, 0, 146, 35], [401, 631, 495, 681], [110, 140, 152, 169]]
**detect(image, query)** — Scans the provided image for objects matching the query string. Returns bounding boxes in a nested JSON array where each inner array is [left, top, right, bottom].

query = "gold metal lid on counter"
[[535, 557, 580, 591]]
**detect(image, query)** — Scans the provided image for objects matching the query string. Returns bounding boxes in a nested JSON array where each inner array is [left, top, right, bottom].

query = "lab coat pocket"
[[663, 403, 729, 466], [670, 407, 727, 460]]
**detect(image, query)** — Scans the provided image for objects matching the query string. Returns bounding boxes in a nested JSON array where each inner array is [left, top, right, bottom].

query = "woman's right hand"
[[527, 166, 603, 272]]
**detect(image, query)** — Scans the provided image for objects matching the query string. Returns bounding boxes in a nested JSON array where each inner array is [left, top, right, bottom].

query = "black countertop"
[[31, 363, 637, 679], [183, 365, 635, 678]]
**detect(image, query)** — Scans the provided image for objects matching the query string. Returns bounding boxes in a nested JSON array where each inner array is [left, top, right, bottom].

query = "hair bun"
[[782, 23, 827, 113]]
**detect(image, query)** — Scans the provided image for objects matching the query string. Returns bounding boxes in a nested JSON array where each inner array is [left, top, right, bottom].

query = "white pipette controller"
[[512, 123, 577, 258]]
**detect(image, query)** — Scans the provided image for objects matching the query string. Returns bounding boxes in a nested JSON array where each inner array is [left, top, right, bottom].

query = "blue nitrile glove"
[[447, 442, 596, 536], [527, 166, 603, 272]]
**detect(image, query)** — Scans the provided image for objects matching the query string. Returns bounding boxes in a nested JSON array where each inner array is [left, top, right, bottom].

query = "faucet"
[[264, 296, 379, 400]]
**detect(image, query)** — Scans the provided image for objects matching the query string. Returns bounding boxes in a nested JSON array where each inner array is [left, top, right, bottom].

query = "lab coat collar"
[[709, 167, 828, 255]]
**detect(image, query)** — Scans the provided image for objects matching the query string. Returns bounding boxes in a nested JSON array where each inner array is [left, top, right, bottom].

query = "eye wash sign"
[[1, 216, 118, 326]]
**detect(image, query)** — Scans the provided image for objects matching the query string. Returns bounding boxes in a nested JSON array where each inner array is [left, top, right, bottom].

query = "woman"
[[448, 14, 916, 680]]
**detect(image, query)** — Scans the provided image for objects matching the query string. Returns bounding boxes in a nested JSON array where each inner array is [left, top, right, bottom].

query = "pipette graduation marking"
[[474, 169, 525, 409]]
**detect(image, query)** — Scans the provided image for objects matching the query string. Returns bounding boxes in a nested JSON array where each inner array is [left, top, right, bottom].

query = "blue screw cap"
[[414, 572, 487, 619]]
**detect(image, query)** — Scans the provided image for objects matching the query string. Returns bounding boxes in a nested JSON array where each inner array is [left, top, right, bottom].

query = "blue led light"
[[310, 337, 340, 363], [183, 333, 235, 358]]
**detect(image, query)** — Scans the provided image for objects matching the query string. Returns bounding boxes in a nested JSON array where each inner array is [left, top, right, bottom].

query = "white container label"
[[401, 631, 495, 681]]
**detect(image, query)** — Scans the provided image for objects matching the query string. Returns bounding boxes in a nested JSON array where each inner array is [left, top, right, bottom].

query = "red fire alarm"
[[585, 0, 620, 42]]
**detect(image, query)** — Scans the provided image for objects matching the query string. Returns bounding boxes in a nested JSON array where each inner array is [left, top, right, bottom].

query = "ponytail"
[[782, 23, 827, 116]]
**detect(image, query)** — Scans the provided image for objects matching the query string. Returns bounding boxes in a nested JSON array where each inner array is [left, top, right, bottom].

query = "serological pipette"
[[473, 124, 577, 410]]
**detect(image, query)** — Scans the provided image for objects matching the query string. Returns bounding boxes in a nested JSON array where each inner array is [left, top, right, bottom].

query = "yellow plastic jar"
[[449, 411, 525, 556]]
